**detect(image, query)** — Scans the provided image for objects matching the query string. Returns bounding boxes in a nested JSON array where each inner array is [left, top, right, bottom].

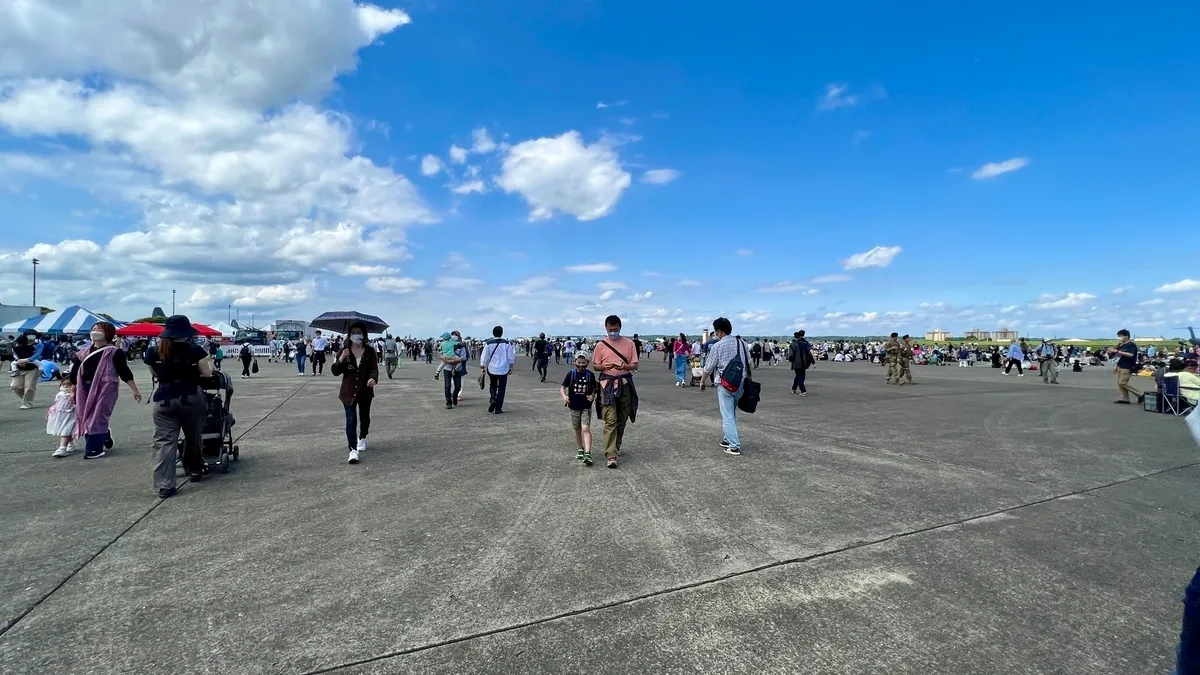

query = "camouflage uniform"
[[898, 338, 914, 384], [884, 338, 901, 384]]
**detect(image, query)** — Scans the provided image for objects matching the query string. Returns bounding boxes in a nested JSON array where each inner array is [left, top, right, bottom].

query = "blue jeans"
[[674, 354, 687, 382], [792, 369, 806, 393], [443, 368, 463, 404], [344, 397, 372, 450], [717, 383, 744, 449], [296, 354, 306, 373]]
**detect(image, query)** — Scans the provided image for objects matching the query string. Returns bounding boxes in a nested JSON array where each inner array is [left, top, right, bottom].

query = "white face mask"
[[90, 332, 104, 342], [606, 330, 620, 340], [350, 334, 364, 344]]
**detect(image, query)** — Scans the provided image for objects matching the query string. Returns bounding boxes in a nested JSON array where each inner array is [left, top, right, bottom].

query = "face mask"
[[90, 332, 104, 342], [350, 334, 364, 344], [607, 330, 620, 340]]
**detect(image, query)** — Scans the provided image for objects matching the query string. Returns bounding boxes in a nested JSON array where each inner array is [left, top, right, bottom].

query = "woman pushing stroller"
[[143, 315, 213, 498]]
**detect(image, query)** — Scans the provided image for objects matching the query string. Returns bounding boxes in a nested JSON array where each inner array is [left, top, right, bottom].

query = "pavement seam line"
[[303, 457, 1200, 675], [0, 379, 312, 640]]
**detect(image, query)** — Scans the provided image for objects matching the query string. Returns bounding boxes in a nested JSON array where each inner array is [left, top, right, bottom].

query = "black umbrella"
[[310, 311, 389, 335]]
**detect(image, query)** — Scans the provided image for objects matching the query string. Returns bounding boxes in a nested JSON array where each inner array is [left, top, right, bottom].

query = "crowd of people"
[[8, 316, 1199, 496]]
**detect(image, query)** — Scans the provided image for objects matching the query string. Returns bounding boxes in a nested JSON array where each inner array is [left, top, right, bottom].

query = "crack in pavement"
[[0, 378, 312, 639], [306, 458, 1200, 674]]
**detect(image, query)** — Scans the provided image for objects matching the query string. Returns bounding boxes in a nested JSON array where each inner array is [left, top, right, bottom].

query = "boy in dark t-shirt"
[[560, 353, 597, 466]]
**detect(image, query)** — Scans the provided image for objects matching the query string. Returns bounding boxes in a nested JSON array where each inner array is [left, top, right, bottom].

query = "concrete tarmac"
[[0, 355, 1194, 674]]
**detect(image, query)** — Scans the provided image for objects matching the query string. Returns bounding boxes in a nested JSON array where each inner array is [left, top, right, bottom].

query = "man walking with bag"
[[1037, 338, 1059, 384], [480, 326, 515, 414], [592, 315, 639, 468], [701, 317, 749, 455]]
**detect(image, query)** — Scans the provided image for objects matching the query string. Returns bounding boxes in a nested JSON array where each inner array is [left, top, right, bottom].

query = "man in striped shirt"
[[700, 317, 749, 455]]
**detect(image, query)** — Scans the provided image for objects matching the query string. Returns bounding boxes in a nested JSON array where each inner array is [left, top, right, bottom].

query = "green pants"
[[600, 387, 632, 460], [898, 361, 912, 383]]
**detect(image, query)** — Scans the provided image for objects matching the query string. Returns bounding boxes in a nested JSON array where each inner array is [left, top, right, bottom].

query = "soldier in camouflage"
[[898, 334, 914, 385], [884, 332, 902, 384]]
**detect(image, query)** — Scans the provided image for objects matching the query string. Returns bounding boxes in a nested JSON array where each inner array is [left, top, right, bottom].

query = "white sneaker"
[[19, 403, 32, 410], [347, 449, 360, 464], [52, 446, 71, 458], [357, 438, 367, 453], [1018, 374, 1024, 377]]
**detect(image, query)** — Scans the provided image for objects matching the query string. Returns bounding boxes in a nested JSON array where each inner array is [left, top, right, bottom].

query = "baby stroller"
[[180, 371, 239, 475], [688, 355, 705, 387]]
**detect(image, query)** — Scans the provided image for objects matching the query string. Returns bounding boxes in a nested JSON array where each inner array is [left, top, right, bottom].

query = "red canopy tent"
[[116, 322, 221, 337]]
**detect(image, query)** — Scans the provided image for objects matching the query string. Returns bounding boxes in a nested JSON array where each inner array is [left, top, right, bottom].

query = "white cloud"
[[817, 83, 858, 110], [1139, 298, 1165, 306], [470, 128, 497, 154], [642, 271, 661, 277], [442, 252, 472, 272], [641, 168, 680, 185], [757, 282, 813, 294], [677, 279, 703, 288], [448, 145, 468, 164], [737, 310, 771, 323], [450, 180, 486, 195], [1033, 292, 1096, 309], [596, 100, 628, 109], [420, 154, 444, 176], [735, 248, 753, 257], [630, 292, 653, 301], [1112, 287, 1131, 295], [841, 246, 902, 270], [344, 264, 399, 276], [597, 281, 628, 290], [972, 157, 1029, 180], [1156, 279, 1200, 293], [366, 277, 424, 294], [599, 290, 616, 301], [565, 263, 617, 273], [185, 281, 315, 310], [435, 276, 483, 290], [0, 0, 410, 109], [803, 289, 819, 295], [496, 131, 631, 221], [811, 274, 853, 283]]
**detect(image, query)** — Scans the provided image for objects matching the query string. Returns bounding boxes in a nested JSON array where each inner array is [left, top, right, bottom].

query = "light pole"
[[228, 304, 231, 324], [31, 258, 39, 307], [172, 289, 176, 314]]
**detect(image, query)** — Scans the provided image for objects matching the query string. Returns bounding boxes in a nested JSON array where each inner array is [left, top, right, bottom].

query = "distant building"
[[0, 303, 43, 332], [965, 328, 991, 341], [994, 328, 1019, 341], [925, 329, 951, 342]]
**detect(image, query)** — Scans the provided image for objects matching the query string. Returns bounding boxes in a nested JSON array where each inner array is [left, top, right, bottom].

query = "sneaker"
[[1018, 374, 1024, 377], [347, 449, 360, 464], [1137, 394, 1146, 404], [52, 446, 71, 458], [104, 434, 114, 450], [19, 403, 32, 410], [575, 449, 585, 460], [723, 446, 742, 456], [719, 439, 734, 450], [607, 458, 617, 468], [1113, 400, 1131, 405], [157, 487, 177, 499], [446, 403, 453, 409], [357, 438, 367, 453], [83, 449, 106, 459], [583, 453, 593, 466], [488, 403, 495, 413]]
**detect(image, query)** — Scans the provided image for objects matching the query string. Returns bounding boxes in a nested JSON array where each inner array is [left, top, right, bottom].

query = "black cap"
[[160, 315, 198, 339]]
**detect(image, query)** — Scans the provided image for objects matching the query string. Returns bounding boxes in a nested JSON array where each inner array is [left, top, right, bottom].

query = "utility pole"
[[172, 289, 176, 314], [228, 304, 231, 323], [31, 258, 39, 307]]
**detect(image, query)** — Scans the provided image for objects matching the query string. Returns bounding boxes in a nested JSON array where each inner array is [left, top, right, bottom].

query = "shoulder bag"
[[737, 339, 761, 414]]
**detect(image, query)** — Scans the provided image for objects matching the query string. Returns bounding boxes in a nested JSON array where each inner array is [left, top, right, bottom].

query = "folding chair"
[[1163, 377, 1195, 416]]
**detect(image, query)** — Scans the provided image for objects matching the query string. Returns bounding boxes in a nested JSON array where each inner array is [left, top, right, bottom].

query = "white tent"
[[1, 305, 126, 335], [1061, 338, 1090, 343], [208, 321, 237, 337]]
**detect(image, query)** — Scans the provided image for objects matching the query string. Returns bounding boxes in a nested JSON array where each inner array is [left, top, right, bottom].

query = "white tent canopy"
[[1061, 338, 1090, 343], [1, 305, 126, 335], [208, 321, 237, 337]]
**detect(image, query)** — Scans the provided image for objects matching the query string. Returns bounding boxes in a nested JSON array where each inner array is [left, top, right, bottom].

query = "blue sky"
[[0, 0, 1197, 337]]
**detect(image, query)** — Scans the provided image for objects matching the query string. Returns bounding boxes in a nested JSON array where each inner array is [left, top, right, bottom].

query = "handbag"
[[252, 358, 259, 374]]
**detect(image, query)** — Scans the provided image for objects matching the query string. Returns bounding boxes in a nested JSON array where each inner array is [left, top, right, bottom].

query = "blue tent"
[[1, 305, 126, 336]]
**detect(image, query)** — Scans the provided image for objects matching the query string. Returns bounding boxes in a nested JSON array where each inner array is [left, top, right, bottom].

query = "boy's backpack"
[[720, 340, 748, 392]]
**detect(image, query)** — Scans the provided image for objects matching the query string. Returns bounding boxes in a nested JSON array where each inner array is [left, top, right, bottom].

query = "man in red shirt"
[[592, 315, 639, 468]]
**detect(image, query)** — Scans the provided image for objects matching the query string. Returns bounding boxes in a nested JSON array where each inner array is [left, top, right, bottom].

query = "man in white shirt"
[[311, 331, 329, 376], [480, 325, 515, 414]]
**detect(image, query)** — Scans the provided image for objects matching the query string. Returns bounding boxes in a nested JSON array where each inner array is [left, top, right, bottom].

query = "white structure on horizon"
[[925, 329, 951, 342]]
